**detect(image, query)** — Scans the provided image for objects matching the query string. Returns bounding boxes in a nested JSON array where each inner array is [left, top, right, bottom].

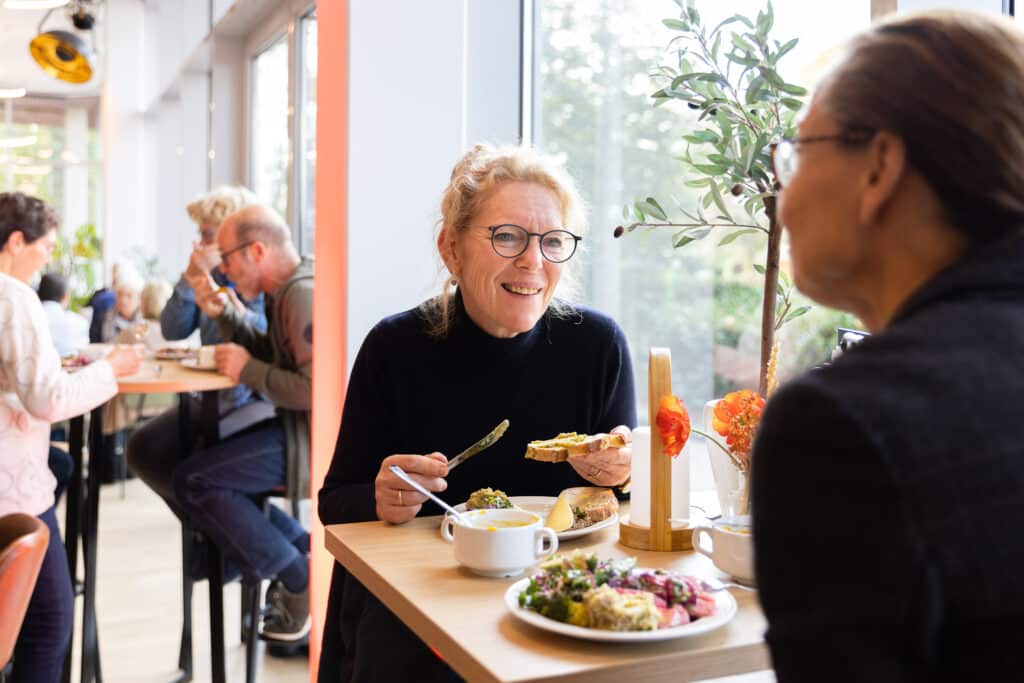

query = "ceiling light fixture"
[[0, 88, 27, 99], [3, 0, 70, 9], [29, 2, 97, 84]]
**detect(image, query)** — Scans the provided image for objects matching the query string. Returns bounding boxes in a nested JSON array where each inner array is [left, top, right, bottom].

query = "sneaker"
[[260, 580, 310, 642]]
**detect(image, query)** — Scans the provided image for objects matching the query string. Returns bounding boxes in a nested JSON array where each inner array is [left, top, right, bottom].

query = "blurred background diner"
[[1, 1, 1021, 682]]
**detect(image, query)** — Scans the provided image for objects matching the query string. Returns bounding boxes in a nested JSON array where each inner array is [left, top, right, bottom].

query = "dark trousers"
[[320, 566, 463, 683], [173, 420, 305, 581], [126, 400, 202, 518], [11, 506, 73, 683], [126, 405, 299, 581], [47, 445, 73, 503]]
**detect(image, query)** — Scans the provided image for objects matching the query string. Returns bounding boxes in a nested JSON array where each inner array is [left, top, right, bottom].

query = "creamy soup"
[[472, 519, 532, 530]]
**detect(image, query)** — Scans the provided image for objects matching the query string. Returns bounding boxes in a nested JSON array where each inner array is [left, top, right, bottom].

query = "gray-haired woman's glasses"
[[487, 224, 582, 263], [771, 128, 875, 188]]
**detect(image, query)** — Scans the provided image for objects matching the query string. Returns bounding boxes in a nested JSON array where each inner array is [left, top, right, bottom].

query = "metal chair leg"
[[244, 578, 263, 683]]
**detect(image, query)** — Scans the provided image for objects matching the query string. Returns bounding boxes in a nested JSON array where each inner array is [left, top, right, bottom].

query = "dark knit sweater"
[[317, 295, 636, 681], [319, 295, 636, 523], [752, 234, 1024, 683]]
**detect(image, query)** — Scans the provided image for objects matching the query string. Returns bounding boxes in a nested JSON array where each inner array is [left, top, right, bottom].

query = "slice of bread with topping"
[[544, 486, 619, 531], [524, 432, 628, 462]]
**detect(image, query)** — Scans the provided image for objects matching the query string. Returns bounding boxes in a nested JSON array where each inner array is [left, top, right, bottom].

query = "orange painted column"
[[310, 1, 347, 678]]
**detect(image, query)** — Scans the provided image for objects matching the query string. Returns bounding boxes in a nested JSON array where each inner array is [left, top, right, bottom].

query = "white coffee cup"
[[197, 345, 216, 369], [691, 521, 755, 585], [441, 508, 558, 578]]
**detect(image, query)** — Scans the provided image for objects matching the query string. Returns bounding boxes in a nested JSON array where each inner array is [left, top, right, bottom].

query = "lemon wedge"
[[545, 493, 574, 532]]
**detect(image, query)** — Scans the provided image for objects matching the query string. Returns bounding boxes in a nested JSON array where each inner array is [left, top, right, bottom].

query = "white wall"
[[346, 0, 522, 366], [211, 38, 246, 187], [101, 0, 147, 279], [129, 0, 271, 283]]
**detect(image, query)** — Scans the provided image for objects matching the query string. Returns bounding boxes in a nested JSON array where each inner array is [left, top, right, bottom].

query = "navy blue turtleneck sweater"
[[316, 296, 635, 682], [319, 296, 636, 524]]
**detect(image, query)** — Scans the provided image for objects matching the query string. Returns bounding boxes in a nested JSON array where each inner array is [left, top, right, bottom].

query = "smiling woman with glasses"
[[317, 143, 638, 682], [750, 10, 1024, 683]]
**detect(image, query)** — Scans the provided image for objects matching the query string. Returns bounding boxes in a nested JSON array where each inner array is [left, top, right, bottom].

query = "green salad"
[[517, 551, 716, 631]]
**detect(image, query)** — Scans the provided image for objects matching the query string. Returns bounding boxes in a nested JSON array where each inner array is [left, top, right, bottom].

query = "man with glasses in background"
[[126, 187, 274, 583], [183, 204, 314, 643]]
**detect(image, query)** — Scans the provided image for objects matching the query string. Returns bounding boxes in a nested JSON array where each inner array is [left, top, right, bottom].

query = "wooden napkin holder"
[[619, 348, 693, 552]]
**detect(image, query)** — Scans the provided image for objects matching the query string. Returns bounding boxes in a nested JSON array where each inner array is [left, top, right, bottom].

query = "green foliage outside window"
[[536, 0, 859, 414], [50, 223, 102, 312]]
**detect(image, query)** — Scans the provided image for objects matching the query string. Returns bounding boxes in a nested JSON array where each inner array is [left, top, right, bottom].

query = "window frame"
[[243, 0, 317, 252], [247, 30, 290, 222], [294, 5, 318, 255]]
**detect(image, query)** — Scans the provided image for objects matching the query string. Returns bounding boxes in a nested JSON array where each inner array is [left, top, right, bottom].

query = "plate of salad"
[[505, 551, 737, 642]]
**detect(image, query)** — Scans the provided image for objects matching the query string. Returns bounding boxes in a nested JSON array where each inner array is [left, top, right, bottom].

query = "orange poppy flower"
[[655, 394, 691, 457], [711, 390, 765, 470]]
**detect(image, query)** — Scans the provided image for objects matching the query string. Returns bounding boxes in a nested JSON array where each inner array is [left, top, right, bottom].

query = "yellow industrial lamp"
[[28, 6, 96, 84]]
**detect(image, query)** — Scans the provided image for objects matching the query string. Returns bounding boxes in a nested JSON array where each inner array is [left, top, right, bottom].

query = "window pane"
[[532, 1, 868, 483], [251, 35, 290, 219], [1, 100, 102, 306], [298, 11, 318, 254]]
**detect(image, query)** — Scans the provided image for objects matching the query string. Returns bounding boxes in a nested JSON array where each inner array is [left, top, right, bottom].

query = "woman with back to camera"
[[752, 10, 1024, 682], [0, 192, 141, 683], [318, 144, 637, 681]]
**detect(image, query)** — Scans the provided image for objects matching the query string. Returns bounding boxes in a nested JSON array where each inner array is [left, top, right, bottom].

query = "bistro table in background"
[[325, 502, 771, 683], [63, 359, 236, 683]]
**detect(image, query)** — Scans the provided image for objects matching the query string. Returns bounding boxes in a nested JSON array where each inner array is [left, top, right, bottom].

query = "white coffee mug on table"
[[691, 522, 755, 585], [197, 345, 216, 369]]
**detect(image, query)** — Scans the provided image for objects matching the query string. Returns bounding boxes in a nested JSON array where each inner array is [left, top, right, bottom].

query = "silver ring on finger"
[[398, 489, 404, 506]]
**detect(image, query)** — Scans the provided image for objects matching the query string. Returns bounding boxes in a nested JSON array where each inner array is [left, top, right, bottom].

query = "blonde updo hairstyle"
[[423, 143, 588, 338], [186, 185, 258, 228]]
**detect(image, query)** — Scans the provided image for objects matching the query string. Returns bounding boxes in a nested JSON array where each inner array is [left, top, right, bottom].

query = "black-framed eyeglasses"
[[771, 128, 876, 187], [486, 224, 582, 263], [220, 241, 253, 263]]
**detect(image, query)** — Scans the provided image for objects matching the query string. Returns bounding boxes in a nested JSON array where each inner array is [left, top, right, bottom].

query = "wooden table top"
[[115, 359, 237, 394], [325, 504, 770, 683]]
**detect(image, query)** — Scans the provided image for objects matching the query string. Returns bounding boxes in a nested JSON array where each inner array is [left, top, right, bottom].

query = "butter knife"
[[447, 419, 510, 472]]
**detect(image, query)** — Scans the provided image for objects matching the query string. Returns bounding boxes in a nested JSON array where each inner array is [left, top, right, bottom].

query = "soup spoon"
[[389, 465, 471, 526]]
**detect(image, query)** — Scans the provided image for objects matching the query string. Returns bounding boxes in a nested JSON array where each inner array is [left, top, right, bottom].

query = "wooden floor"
[[61, 479, 310, 683]]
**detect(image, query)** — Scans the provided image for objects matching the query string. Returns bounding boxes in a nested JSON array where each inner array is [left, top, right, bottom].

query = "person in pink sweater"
[[0, 192, 140, 683]]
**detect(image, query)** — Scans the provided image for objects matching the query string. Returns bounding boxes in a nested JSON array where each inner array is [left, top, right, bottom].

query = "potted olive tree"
[[615, 0, 808, 396]]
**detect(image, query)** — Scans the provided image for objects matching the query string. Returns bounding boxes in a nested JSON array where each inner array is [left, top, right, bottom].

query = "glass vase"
[[723, 470, 751, 526]]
